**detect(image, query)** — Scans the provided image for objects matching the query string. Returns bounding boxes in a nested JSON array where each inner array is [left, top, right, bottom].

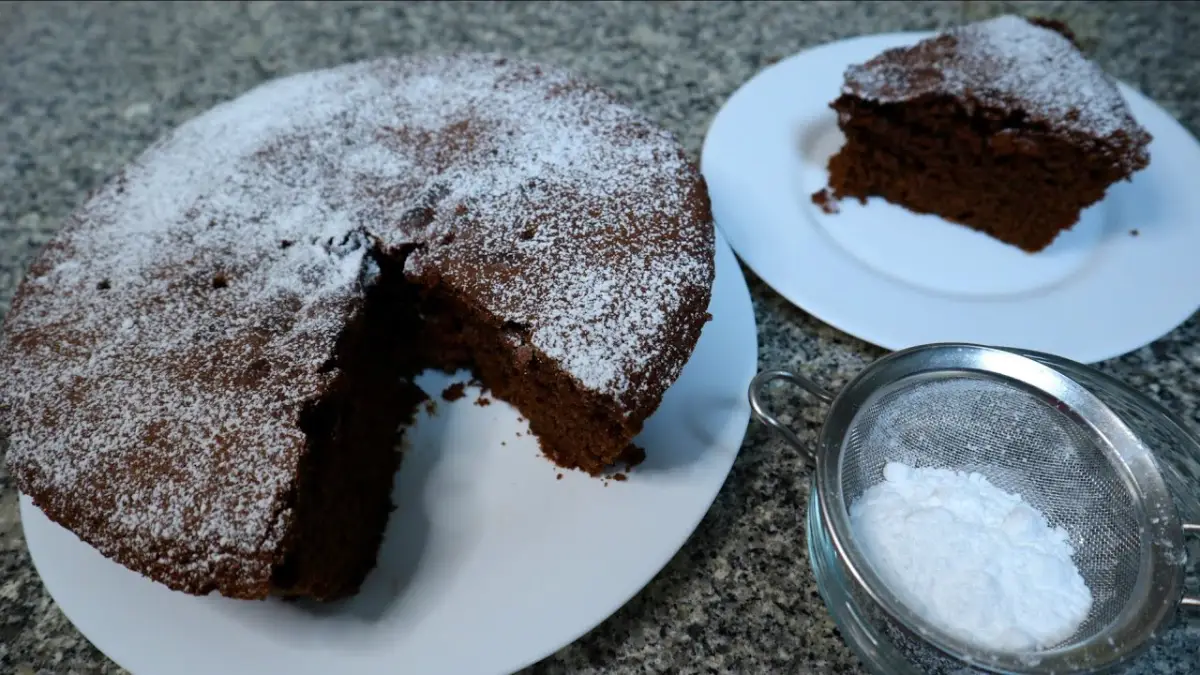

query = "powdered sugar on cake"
[[844, 15, 1146, 141], [0, 55, 714, 591]]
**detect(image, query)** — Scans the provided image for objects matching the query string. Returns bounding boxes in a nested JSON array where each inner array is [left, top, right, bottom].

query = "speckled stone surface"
[[2, 1, 1200, 673]]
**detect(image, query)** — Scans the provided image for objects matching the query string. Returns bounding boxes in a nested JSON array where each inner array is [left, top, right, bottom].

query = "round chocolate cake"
[[0, 55, 715, 600]]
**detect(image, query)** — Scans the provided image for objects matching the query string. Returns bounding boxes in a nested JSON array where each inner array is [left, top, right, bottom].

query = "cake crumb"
[[618, 444, 647, 471], [423, 400, 438, 416], [812, 188, 840, 214], [1130, 229, 1140, 237], [441, 382, 466, 401], [556, 473, 563, 480], [613, 473, 627, 482], [474, 396, 492, 407]]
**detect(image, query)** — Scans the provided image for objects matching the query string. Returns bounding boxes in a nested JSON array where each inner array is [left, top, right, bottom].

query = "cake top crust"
[[843, 15, 1152, 151], [0, 54, 714, 594]]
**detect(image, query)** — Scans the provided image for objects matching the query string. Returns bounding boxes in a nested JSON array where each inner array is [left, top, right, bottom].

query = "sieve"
[[749, 343, 1200, 674]]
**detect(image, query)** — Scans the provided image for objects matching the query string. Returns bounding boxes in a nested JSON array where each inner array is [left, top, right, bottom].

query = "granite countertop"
[[3, 1, 1200, 673]]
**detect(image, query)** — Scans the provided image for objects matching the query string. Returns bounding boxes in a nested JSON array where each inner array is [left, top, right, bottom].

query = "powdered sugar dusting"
[[845, 15, 1147, 141], [349, 56, 713, 401], [851, 462, 1093, 653], [0, 54, 714, 594]]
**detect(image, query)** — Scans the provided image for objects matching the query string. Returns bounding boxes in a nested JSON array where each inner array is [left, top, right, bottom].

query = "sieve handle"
[[748, 369, 834, 462], [1182, 523, 1200, 610]]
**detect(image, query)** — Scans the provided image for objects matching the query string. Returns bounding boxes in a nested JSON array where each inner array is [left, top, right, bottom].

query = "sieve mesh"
[[839, 374, 1143, 648]]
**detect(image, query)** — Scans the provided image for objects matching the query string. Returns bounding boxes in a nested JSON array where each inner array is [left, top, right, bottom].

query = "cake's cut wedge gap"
[[271, 255, 423, 601]]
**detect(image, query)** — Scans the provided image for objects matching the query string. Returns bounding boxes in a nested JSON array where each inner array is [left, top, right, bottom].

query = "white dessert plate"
[[702, 31, 1200, 363], [19, 231, 757, 675]]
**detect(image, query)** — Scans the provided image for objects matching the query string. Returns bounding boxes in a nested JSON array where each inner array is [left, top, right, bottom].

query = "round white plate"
[[702, 31, 1200, 364], [20, 232, 757, 675]]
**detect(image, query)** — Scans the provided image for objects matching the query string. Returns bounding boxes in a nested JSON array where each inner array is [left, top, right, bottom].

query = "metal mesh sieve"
[[750, 344, 1198, 674], [840, 375, 1141, 647]]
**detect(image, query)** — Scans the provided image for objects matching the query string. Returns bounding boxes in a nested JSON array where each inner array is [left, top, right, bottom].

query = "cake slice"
[[814, 15, 1152, 252]]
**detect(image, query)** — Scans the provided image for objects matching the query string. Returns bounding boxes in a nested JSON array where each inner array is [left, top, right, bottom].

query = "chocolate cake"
[[0, 55, 715, 601], [815, 15, 1152, 252]]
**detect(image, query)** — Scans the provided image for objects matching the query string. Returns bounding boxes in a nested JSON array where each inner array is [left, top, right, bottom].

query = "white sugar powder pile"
[[849, 462, 1094, 653]]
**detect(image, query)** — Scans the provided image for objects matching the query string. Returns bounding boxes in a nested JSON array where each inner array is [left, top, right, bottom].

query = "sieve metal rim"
[[749, 343, 1197, 674]]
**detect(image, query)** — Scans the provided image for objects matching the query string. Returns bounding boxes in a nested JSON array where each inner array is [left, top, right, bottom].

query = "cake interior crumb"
[[811, 187, 840, 214]]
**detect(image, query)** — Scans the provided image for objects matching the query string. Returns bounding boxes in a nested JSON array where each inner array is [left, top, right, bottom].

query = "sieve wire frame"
[[807, 344, 1186, 674]]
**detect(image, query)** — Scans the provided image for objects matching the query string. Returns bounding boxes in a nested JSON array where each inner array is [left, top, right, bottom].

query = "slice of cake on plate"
[[814, 15, 1152, 252]]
